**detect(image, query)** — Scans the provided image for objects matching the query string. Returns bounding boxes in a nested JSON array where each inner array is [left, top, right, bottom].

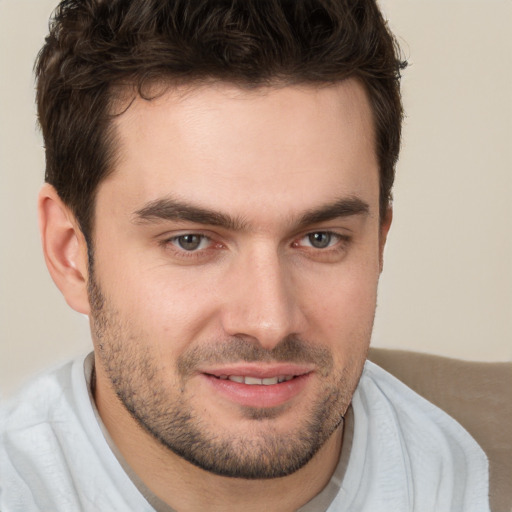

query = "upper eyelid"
[[158, 232, 210, 251], [169, 233, 210, 240], [170, 233, 210, 242], [168, 233, 213, 245], [160, 230, 213, 242], [296, 229, 350, 241], [292, 231, 351, 250], [294, 222, 354, 235]]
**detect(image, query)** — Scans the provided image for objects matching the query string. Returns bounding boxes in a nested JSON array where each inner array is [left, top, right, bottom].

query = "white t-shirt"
[[0, 353, 490, 511]]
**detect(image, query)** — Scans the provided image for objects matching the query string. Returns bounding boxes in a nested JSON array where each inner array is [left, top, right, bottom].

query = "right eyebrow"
[[132, 197, 248, 231]]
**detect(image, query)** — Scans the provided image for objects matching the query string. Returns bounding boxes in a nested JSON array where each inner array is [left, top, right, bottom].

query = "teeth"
[[225, 375, 294, 385], [245, 376, 264, 385]]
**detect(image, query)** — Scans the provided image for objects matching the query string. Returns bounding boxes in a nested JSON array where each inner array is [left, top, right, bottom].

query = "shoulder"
[[357, 360, 489, 464], [0, 355, 98, 509], [0, 354, 91, 465], [0, 357, 83, 509], [1, 358, 77, 429], [345, 361, 490, 511], [0, 353, 94, 444], [0, 353, 153, 511]]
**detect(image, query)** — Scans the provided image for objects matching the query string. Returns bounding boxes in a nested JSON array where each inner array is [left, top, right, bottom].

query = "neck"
[[94, 366, 344, 511]]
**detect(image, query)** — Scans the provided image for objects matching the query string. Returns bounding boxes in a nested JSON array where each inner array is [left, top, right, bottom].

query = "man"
[[0, 0, 489, 510]]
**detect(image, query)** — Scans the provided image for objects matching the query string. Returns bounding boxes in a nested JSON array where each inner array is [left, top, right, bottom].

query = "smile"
[[201, 369, 312, 409], [216, 375, 295, 385]]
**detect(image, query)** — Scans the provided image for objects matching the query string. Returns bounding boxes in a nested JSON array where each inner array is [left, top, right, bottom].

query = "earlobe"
[[38, 184, 91, 315], [379, 207, 393, 273]]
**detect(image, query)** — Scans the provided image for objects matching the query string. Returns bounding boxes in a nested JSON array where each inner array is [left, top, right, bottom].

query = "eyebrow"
[[133, 197, 248, 231], [297, 197, 370, 228], [133, 195, 369, 231]]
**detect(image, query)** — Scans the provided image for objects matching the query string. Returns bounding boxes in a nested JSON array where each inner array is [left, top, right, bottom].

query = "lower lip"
[[201, 373, 312, 409]]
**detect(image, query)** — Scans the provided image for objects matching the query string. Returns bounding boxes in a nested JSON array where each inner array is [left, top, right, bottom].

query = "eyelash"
[[160, 233, 221, 260], [160, 230, 351, 261], [293, 232, 348, 250]]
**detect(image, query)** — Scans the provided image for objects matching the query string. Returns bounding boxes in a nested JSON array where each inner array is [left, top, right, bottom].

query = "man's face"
[[89, 80, 387, 478]]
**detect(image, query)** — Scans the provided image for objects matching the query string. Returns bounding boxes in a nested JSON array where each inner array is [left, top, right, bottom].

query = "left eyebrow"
[[297, 196, 370, 228]]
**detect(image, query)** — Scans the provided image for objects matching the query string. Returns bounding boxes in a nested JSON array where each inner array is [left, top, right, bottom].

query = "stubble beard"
[[88, 273, 369, 479]]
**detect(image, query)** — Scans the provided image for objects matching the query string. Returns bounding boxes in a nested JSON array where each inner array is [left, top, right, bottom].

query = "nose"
[[220, 246, 304, 350]]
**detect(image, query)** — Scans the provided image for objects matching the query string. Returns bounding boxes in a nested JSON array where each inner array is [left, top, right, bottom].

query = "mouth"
[[199, 366, 313, 409], [213, 374, 296, 385]]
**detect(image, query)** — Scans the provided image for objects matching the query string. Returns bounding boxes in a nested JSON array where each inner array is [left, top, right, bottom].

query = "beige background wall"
[[1, 0, 511, 397]]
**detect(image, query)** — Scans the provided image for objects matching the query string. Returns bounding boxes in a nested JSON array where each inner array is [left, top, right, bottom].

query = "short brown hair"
[[36, 0, 405, 242]]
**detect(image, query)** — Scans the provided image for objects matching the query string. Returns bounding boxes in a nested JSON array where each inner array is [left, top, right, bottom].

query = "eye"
[[306, 232, 334, 249], [171, 234, 210, 251], [291, 230, 351, 262], [297, 231, 340, 249]]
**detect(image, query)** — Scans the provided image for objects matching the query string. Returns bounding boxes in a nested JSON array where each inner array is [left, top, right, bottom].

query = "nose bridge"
[[221, 243, 300, 349]]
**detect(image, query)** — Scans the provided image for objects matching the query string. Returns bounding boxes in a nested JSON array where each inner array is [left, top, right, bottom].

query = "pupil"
[[309, 232, 331, 249], [178, 234, 201, 250]]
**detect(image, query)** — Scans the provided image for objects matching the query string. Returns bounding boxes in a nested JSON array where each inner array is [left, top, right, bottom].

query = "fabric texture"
[[368, 347, 512, 512], [0, 353, 490, 512]]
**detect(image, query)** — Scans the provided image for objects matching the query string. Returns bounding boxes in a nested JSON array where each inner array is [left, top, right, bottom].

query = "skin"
[[39, 79, 392, 511]]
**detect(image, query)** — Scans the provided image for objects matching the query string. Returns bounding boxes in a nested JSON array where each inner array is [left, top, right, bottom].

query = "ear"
[[38, 184, 91, 315], [378, 206, 393, 273]]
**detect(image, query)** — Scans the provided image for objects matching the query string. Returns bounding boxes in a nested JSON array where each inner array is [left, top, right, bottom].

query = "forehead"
[[100, 80, 379, 223]]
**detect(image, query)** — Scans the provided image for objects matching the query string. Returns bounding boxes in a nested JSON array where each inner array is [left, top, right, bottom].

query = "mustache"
[[177, 335, 333, 377]]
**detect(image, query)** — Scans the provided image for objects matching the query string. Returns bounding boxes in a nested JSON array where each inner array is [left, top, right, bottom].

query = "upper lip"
[[199, 364, 315, 379]]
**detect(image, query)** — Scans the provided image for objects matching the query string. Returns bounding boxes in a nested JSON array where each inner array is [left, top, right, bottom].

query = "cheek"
[[302, 249, 380, 320], [316, 278, 377, 334], [298, 254, 379, 362], [96, 262, 221, 354]]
